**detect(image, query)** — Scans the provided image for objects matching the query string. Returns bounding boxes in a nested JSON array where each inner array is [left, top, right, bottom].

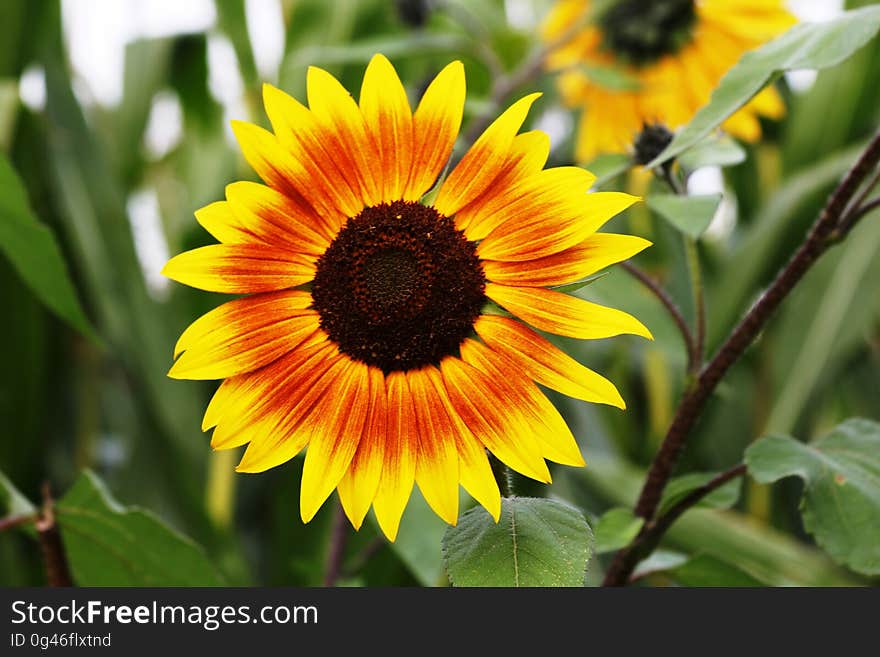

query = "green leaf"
[[669, 554, 765, 587], [584, 152, 632, 185], [56, 471, 224, 586], [593, 507, 644, 554], [0, 153, 95, 339], [678, 135, 746, 171], [0, 470, 35, 517], [649, 6, 880, 168], [631, 549, 689, 581], [657, 471, 743, 517], [442, 497, 593, 587], [745, 418, 880, 576], [647, 193, 721, 239]]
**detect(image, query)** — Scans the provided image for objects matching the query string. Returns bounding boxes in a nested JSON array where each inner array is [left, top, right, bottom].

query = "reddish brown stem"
[[35, 483, 73, 587], [622, 261, 697, 372], [603, 128, 880, 587]]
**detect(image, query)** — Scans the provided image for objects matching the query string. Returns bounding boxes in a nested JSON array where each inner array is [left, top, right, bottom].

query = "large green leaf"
[[442, 497, 593, 587], [745, 418, 880, 576], [649, 6, 880, 168], [56, 471, 224, 586], [0, 154, 95, 339], [647, 193, 721, 239]]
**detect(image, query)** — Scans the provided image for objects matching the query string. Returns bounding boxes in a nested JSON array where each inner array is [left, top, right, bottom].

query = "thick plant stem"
[[603, 128, 880, 587]]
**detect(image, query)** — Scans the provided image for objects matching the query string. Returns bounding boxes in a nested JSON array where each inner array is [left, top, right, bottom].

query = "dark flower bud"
[[633, 122, 674, 166], [395, 0, 432, 28]]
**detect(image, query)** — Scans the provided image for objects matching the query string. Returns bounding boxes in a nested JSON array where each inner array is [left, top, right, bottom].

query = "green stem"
[[683, 235, 705, 374], [490, 455, 514, 497]]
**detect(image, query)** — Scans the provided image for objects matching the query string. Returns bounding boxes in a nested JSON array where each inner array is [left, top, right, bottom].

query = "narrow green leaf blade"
[[0, 154, 95, 339], [649, 6, 880, 168], [593, 507, 644, 554], [657, 471, 743, 517], [647, 193, 721, 239], [745, 418, 880, 575], [57, 471, 224, 586], [443, 497, 593, 587]]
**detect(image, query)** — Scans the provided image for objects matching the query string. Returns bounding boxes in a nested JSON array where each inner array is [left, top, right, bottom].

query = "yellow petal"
[[359, 54, 414, 202], [299, 359, 372, 523], [337, 367, 387, 530], [162, 244, 315, 293], [307, 66, 381, 207], [372, 371, 418, 541], [482, 233, 651, 287], [474, 314, 625, 408], [434, 92, 541, 217], [441, 345, 550, 483], [404, 61, 465, 201], [408, 367, 460, 526], [486, 283, 653, 340]]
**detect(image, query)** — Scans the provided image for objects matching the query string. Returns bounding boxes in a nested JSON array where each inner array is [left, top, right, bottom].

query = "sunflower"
[[163, 54, 651, 540], [543, 0, 797, 161]]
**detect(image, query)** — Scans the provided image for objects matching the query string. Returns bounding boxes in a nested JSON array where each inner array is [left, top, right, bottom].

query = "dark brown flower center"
[[600, 0, 697, 67], [311, 201, 486, 373]]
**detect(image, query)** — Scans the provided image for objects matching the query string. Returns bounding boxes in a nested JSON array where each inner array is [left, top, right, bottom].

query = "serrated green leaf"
[[647, 193, 721, 239], [0, 470, 35, 517], [678, 135, 746, 171], [0, 153, 96, 339], [442, 497, 593, 587], [593, 507, 644, 554], [56, 471, 224, 586], [745, 418, 880, 575], [657, 471, 743, 517], [649, 6, 880, 168]]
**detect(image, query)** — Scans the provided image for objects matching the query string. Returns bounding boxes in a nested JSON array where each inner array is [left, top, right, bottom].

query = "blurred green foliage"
[[0, 0, 878, 587]]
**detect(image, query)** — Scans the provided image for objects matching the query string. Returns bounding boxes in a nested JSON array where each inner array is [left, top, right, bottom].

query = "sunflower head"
[[163, 54, 651, 540], [599, 0, 697, 66], [543, 0, 797, 160]]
